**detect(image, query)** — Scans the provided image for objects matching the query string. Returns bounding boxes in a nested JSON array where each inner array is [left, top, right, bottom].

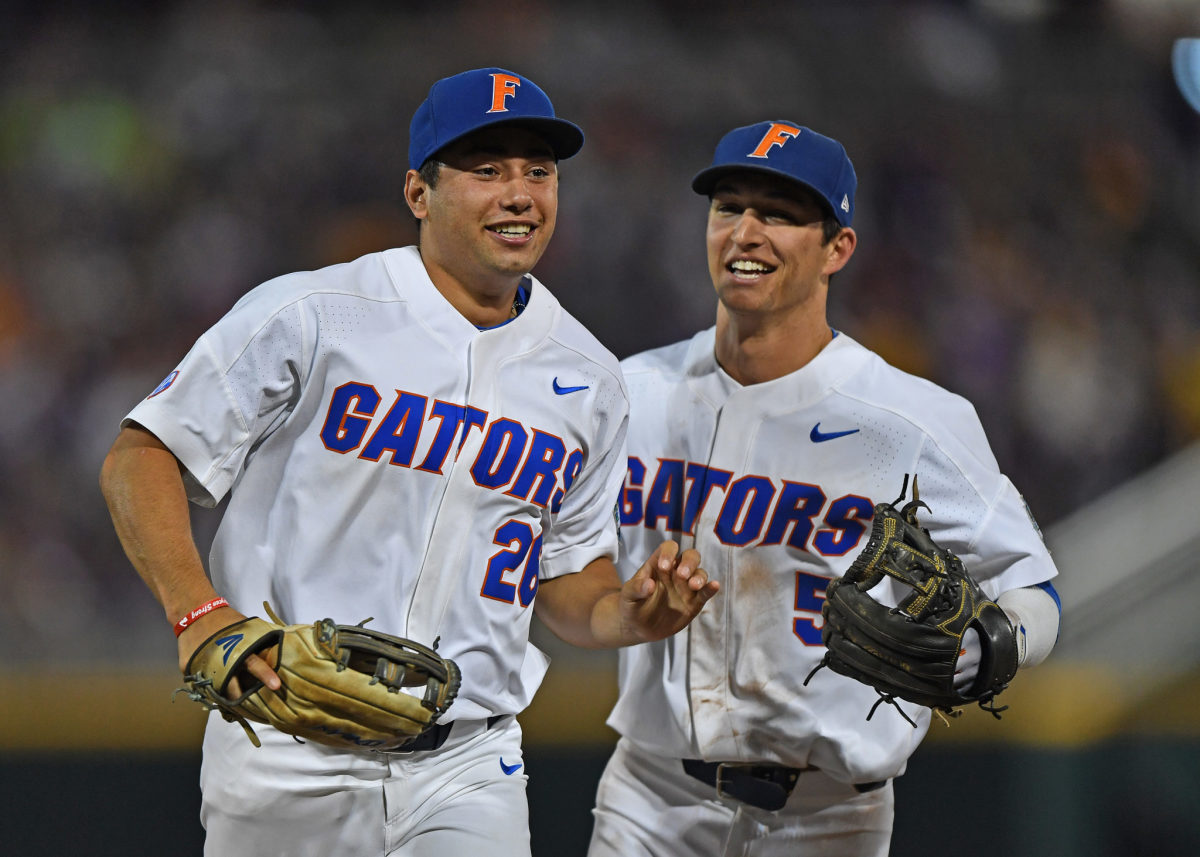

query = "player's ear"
[[404, 170, 429, 222], [823, 227, 857, 276]]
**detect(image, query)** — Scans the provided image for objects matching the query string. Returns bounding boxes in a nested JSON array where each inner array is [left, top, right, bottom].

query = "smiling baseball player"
[[587, 121, 1062, 856], [100, 68, 716, 857]]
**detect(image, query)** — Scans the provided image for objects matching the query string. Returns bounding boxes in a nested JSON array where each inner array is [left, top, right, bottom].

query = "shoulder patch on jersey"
[[1021, 494, 1046, 542], [148, 370, 180, 399]]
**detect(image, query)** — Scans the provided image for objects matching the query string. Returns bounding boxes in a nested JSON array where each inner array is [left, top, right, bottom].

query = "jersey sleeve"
[[123, 294, 308, 507], [536, 379, 630, 581], [911, 427, 1058, 599], [966, 476, 1059, 597]]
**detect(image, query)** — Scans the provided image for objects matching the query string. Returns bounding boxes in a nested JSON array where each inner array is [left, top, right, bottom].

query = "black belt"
[[682, 759, 886, 812], [398, 714, 507, 753]]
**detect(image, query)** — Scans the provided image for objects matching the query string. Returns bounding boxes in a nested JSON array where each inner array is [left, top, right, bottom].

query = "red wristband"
[[174, 597, 230, 637]]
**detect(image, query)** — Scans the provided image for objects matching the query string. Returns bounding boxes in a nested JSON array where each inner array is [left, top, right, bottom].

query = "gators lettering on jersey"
[[621, 458, 872, 555], [319, 384, 584, 513], [606, 326, 1057, 781], [124, 246, 629, 723]]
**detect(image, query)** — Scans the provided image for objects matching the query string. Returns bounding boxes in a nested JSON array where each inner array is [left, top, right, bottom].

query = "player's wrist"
[[174, 596, 231, 637], [175, 605, 252, 675], [996, 585, 1059, 669], [998, 605, 1026, 667]]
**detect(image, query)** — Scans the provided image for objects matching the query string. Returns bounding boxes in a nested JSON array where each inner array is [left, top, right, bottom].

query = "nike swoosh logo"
[[500, 758, 522, 775], [552, 378, 588, 395], [809, 423, 860, 443]]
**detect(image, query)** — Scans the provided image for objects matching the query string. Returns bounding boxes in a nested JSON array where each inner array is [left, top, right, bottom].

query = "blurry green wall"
[[2, 664, 1198, 855]]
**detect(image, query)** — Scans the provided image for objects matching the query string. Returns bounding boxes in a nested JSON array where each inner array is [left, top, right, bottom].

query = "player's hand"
[[619, 540, 719, 643], [953, 627, 982, 692], [177, 608, 282, 695]]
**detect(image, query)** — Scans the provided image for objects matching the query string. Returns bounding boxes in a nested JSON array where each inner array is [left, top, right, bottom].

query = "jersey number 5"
[[793, 570, 830, 646]]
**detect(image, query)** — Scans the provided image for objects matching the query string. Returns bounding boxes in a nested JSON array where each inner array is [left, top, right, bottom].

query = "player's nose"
[[498, 177, 534, 213], [730, 212, 766, 247]]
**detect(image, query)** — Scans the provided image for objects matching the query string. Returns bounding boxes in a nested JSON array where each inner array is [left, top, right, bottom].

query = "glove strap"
[[174, 597, 230, 637]]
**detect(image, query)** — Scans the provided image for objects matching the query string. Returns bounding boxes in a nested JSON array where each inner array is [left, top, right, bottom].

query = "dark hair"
[[797, 185, 845, 245], [819, 214, 843, 245], [412, 160, 443, 234], [418, 159, 443, 189]]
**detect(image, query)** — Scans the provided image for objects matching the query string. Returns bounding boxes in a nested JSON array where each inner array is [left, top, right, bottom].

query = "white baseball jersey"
[[125, 245, 628, 723], [607, 327, 1057, 784]]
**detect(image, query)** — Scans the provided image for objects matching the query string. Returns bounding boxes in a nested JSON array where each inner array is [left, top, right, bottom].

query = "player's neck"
[[418, 249, 524, 328], [714, 305, 833, 386]]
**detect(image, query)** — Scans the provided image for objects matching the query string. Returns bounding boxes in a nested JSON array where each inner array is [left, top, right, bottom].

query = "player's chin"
[[489, 237, 550, 271], [716, 280, 775, 312]]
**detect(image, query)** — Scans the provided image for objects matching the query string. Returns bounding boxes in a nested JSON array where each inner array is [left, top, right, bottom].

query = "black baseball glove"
[[806, 476, 1018, 724]]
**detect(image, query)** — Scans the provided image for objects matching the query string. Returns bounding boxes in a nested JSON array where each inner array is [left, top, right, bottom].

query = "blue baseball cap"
[[408, 68, 584, 170], [691, 121, 857, 226]]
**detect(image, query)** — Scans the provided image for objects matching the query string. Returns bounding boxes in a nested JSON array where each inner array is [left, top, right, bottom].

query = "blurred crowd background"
[[1, 0, 1199, 665]]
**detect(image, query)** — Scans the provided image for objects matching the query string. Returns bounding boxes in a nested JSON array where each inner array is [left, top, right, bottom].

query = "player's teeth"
[[730, 260, 770, 273], [493, 225, 531, 235]]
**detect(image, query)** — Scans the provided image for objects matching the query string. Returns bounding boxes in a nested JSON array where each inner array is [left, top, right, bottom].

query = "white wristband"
[[997, 585, 1060, 668]]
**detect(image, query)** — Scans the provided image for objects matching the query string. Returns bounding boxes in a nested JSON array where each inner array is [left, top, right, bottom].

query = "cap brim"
[[430, 116, 584, 164], [691, 164, 845, 224]]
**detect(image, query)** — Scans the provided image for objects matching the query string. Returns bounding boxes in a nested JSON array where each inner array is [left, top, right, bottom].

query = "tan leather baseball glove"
[[178, 603, 460, 750]]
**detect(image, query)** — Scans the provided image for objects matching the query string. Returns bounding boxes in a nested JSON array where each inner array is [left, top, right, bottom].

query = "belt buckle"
[[715, 763, 795, 813], [714, 762, 752, 801]]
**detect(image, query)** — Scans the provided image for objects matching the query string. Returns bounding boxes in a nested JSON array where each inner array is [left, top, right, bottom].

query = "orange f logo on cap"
[[748, 123, 801, 158], [488, 73, 522, 113]]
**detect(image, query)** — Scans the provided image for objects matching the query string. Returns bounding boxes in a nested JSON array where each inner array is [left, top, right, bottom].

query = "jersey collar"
[[685, 325, 873, 410], [383, 246, 559, 349]]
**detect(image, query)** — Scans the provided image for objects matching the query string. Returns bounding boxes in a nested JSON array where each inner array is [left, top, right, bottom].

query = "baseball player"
[[99, 68, 717, 857], [586, 121, 1063, 856]]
